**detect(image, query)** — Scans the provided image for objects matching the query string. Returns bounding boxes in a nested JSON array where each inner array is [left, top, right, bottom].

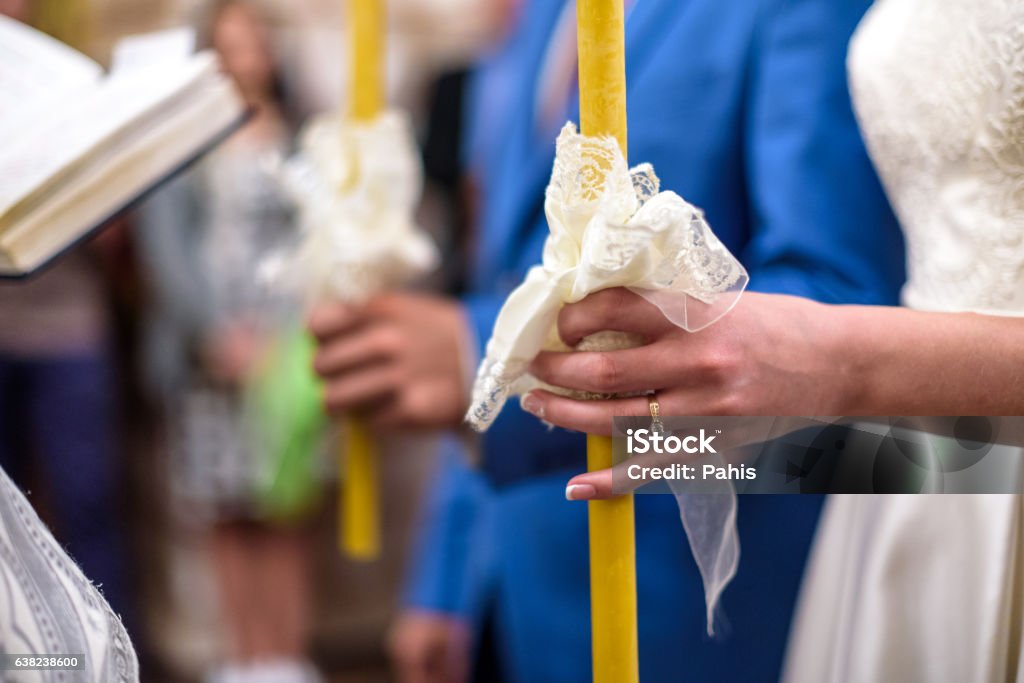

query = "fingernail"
[[565, 484, 597, 501], [521, 392, 544, 418]]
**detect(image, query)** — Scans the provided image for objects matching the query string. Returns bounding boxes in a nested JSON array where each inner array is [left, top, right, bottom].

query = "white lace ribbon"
[[467, 123, 747, 430], [465, 122, 747, 633], [267, 109, 437, 303]]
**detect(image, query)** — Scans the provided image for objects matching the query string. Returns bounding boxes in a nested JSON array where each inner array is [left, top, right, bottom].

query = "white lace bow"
[[272, 109, 437, 303], [467, 123, 748, 432]]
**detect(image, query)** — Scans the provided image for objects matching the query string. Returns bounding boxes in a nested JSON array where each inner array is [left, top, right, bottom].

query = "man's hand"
[[308, 292, 471, 430], [388, 610, 472, 683]]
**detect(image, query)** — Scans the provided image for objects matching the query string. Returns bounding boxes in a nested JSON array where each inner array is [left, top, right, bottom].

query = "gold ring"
[[648, 393, 665, 434], [648, 393, 661, 420]]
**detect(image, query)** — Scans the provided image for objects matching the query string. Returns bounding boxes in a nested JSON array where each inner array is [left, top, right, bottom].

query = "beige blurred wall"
[[81, 0, 508, 115], [84, 0, 176, 60]]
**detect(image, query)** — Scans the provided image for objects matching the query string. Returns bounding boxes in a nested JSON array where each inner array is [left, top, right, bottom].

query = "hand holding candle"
[[275, 0, 437, 561], [337, 0, 385, 562], [464, 0, 747, 676]]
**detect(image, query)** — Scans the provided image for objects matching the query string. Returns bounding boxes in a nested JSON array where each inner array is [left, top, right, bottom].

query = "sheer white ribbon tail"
[[668, 480, 740, 636]]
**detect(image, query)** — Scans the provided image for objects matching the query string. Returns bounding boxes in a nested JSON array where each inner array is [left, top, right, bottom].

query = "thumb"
[[564, 470, 614, 501]]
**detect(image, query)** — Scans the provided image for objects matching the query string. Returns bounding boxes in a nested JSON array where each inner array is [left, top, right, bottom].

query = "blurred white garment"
[[784, 1, 1024, 682], [0, 466, 138, 682], [274, 109, 435, 305]]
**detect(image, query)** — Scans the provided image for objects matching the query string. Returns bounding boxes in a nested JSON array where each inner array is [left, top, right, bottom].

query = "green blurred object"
[[248, 327, 327, 522]]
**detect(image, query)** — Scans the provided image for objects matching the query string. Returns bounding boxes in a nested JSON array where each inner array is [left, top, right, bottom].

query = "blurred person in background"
[[136, 2, 322, 682], [310, 0, 906, 681], [0, 0, 135, 631]]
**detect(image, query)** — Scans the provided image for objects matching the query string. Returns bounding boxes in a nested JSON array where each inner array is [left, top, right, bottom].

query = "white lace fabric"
[[271, 109, 437, 303], [849, 0, 1024, 316], [466, 122, 747, 432], [465, 123, 747, 633]]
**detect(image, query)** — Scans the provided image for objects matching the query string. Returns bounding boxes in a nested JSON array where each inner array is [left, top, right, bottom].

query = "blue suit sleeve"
[[742, 0, 905, 304], [462, 293, 505, 360], [402, 439, 494, 620]]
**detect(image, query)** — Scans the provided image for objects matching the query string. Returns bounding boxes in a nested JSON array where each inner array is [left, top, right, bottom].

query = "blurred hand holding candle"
[[341, 0, 383, 561], [269, 0, 437, 560]]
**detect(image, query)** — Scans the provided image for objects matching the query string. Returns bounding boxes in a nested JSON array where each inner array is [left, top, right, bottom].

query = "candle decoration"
[[270, 0, 436, 561]]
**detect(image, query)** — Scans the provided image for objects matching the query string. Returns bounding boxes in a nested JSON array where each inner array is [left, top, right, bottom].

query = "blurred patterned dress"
[[784, 1, 1024, 681], [138, 129, 303, 517]]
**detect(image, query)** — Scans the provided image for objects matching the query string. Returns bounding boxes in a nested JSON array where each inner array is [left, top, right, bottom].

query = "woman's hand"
[[520, 288, 850, 436]]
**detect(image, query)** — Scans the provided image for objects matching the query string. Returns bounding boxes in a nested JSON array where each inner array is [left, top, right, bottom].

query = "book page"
[[0, 53, 219, 225], [111, 27, 196, 73], [1, 76, 241, 273], [0, 15, 101, 120]]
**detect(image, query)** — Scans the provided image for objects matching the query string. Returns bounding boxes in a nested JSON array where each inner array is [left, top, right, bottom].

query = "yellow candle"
[[577, 0, 628, 152], [586, 435, 638, 683], [577, 2, 639, 682], [349, 0, 385, 121], [340, 416, 381, 559], [339, 0, 384, 560]]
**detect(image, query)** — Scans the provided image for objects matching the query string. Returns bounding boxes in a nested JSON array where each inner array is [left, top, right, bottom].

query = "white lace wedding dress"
[[783, 1, 1024, 682], [0, 467, 138, 682]]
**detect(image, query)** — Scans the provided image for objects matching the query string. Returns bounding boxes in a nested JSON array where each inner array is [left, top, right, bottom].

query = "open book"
[[0, 17, 246, 277]]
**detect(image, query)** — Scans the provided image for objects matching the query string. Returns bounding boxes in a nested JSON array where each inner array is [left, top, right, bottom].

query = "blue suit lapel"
[[481, 0, 683, 289]]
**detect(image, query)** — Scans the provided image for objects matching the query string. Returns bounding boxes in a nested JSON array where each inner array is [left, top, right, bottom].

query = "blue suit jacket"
[[406, 1, 904, 681]]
